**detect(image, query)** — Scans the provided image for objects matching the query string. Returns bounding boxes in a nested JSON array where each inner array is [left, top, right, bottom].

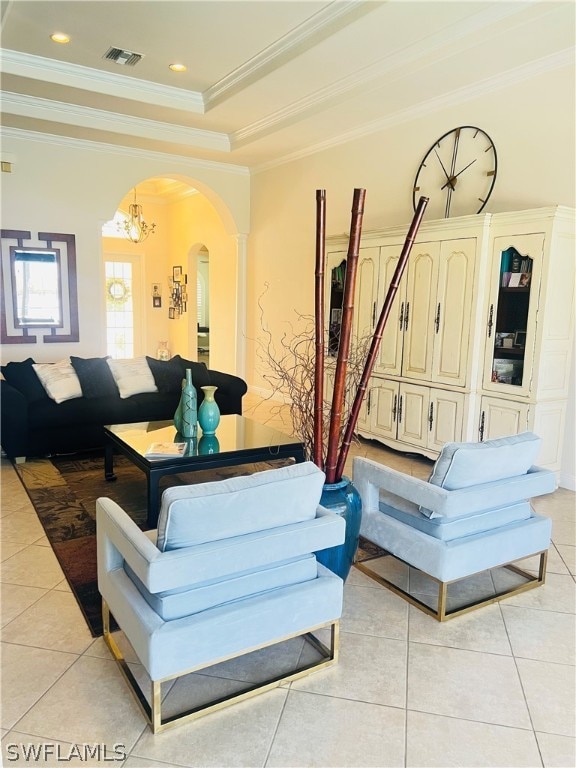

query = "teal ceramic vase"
[[198, 385, 220, 435], [315, 476, 362, 581], [198, 434, 220, 455], [174, 369, 197, 438]]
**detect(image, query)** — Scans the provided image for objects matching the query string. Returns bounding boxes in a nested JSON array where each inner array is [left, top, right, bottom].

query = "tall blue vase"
[[198, 385, 220, 435], [315, 477, 362, 581], [174, 369, 197, 438]]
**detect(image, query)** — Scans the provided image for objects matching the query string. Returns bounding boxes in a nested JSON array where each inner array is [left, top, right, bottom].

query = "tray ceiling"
[[0, 0, 573, 170]]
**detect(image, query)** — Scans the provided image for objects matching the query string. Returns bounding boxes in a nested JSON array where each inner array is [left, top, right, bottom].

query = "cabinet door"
[[397, 383, 429, 448], [353, 247, 379, 342], [403, 243, 440, 380], [432, 239, 475, 386], [480, 396, 530, 441], [428, 389, 465, 451], [367, 379, 399, 440], [483, 234, 544, 397], [373, 244, 406, 376]]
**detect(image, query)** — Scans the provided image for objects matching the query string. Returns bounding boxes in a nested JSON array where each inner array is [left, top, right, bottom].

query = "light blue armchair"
[[97, 461, 345, 733], [353, 432, 556, 621]]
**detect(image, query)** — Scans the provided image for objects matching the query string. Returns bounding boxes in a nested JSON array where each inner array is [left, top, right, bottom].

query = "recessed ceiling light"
[[169, 63, 187, 73], [50, 32, 70, 43], [50, 32, 70, 44]]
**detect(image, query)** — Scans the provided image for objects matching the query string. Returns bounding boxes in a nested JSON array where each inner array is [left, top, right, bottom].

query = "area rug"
[[13, 451, 293, 637]]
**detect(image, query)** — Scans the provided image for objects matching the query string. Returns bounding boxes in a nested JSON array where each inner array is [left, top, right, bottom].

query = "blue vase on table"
[[198, 385, 220, 435], [174, 369, 197, 439], [315, 476, 362, 581]]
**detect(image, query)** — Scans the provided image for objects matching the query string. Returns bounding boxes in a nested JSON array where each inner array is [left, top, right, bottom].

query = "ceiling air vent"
[[103, 47, 144, 66]]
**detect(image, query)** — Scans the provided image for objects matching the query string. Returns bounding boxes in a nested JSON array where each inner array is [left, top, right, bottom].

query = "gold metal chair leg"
[[354, 548, 549, 621], [102, 599, 340, 734]]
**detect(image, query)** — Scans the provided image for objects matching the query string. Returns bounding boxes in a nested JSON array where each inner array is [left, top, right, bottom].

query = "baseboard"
[[558, 470, 576, 491]]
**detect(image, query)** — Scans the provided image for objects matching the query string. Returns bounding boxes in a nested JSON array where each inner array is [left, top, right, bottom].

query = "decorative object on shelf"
[[169, 267, 188, 317], [198, 385, 220, 435], [258, 189, 429, 580], [413, 126, 497, 219], [198, 434, 220, 455], [173, 369, 197, 439], [315, 477, 362, 581], [514, 331, 527, 348], [156, 341, 169, 361], [119, 188, 156, 243]]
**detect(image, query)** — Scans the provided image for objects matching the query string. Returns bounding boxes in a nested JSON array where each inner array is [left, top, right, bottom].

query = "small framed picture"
[[331, 308, 342, 324], [181, 290, 188, 302], [168, 307, 175, 320], [151, 283, 161, 297], [153, 296, 161, 308], [514, 331, 527, 347], [173, 266, 182, 282]]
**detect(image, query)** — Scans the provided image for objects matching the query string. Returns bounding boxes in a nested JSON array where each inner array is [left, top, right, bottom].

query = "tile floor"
[[1, 393, 575, 767]]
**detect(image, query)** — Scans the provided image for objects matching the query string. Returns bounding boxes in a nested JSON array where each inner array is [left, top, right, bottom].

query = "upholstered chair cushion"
[[429, 432, 542, 491], [156, 461, 325, 552], [125, 554, 317, 620]]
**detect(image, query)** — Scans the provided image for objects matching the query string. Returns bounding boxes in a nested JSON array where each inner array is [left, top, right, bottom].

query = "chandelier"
[[120, 188, 156, 243]]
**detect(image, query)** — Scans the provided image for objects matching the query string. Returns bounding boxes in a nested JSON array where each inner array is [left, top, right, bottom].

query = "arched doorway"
[[101, 177, 244, 375]]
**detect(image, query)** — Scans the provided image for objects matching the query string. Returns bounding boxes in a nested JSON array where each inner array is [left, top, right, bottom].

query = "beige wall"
[[246, 64, 575, 486], [0, 135, 249, 368]]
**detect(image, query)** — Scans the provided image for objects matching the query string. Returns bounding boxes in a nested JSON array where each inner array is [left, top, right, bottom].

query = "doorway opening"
[[196, 246, 210, 367]]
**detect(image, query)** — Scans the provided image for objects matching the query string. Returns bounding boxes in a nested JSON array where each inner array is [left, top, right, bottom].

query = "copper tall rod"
[[324, 188, 366, 484], [334, 196, 429, 481], [313, 189, 326, 468]]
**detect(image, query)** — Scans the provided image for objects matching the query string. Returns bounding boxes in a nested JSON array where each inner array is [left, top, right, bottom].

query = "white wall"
[[246, 63, 575, 486], [0, 133, 250, 367]]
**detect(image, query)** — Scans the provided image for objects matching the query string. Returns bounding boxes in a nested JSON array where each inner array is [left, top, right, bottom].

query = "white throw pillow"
[[107, 357, 158, 399], [32, 360, 83, 404]]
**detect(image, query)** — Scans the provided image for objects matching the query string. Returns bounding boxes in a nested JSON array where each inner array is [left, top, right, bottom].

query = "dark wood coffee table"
[[104, 415, 306, 526]]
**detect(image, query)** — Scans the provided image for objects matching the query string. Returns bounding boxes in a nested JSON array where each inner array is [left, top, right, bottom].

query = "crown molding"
[[203, 0, 381, 109], [253, 48, 574, 174], [0, 49, 205, 113], [232, 1, 551, 149], [0, 126, 250, 176], [1, 92, 230, 152]]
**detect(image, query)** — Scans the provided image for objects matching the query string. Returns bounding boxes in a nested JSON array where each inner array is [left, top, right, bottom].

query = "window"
[[105, 261, 135, 358]]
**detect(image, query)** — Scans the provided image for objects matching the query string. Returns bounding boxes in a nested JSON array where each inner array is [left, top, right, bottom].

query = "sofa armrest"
[[353, 456, 557, 519], [207, 369, 247, 415], [0, 379, 29, 460]]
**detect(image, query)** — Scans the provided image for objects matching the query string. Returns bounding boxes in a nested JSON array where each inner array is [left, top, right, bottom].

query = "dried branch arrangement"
[[257, 293, 372, 464], [258, 189, 429, 482]]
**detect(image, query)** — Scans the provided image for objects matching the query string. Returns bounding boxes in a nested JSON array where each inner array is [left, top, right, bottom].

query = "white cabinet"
[[360, 379, 465, 457], [373, 238, 476, 386], [479, 396, 530, 441], [326, 207, 574, 473]]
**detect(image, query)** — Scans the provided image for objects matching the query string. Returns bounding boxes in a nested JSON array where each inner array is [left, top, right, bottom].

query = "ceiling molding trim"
[[203, 0, 381, 109], [1, 92, 230, 151], [0, 49, 205, 113], [0, 126, 250, 176], [253, 47, 574, 174], [230, 1, 546, 148]]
